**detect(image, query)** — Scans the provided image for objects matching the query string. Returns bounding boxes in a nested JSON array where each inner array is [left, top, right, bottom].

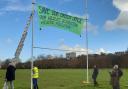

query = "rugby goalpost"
[[30, 0, 89, 89]]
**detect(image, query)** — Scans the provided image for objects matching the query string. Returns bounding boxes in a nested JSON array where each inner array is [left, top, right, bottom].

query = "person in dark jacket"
[[5, 62, 16, 89], [109, 65, 122, 89], [92, 65, 99, 86]]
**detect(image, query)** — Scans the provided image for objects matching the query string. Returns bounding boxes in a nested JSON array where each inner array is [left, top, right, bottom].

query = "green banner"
[[37, 5, 85, 35]]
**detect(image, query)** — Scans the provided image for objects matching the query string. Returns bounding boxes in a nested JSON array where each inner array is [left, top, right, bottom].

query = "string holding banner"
[[37, 5, 85, 35]]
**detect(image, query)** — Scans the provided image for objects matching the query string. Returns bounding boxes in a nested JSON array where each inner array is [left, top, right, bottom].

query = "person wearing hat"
[[109, 65, 122, 89], [32, 66, 39, 89]]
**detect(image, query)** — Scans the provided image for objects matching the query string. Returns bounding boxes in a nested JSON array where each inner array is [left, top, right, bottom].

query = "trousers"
[[33, 78, 39, 89], [5, 81, 14, 89]]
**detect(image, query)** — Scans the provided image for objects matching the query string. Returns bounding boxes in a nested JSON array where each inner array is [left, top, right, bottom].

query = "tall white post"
[[85, 0, 89, 83], [31, 0, 35, 89]]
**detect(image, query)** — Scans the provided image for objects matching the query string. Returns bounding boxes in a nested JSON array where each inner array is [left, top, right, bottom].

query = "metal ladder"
[[12, 12, 34, 63]]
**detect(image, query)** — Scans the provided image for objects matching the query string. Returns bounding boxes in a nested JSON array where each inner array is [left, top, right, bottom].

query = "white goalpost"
[[31, 0, 35, 89], [30, 0, 89, 89]]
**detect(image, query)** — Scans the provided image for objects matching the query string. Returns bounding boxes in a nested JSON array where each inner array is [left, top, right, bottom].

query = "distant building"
[[66, 52, 76, 59], [125, 48, 128, 54], [47, 55, 55, 60], [115, 51, 125, 56]]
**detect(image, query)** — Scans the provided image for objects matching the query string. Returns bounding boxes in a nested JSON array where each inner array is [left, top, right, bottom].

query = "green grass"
[[0, 69, 128, 89]]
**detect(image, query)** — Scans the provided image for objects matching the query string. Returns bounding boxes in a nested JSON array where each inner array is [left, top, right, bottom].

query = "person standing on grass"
[[109, 65, 122, 89], [32, 66, 39, 89], [5, 62, 16, 89], [92, 65, 99, 86]]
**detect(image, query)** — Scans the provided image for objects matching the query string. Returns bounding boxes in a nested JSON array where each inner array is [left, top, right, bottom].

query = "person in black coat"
[[5, 62, 16, 89], [92, 65, 99, 86]]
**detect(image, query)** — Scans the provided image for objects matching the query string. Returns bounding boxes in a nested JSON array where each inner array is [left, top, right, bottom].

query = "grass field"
[[0, 69, 128, 89]]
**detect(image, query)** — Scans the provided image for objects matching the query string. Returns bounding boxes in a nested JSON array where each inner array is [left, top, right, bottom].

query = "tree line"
[[1, 53, 128, 69]]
